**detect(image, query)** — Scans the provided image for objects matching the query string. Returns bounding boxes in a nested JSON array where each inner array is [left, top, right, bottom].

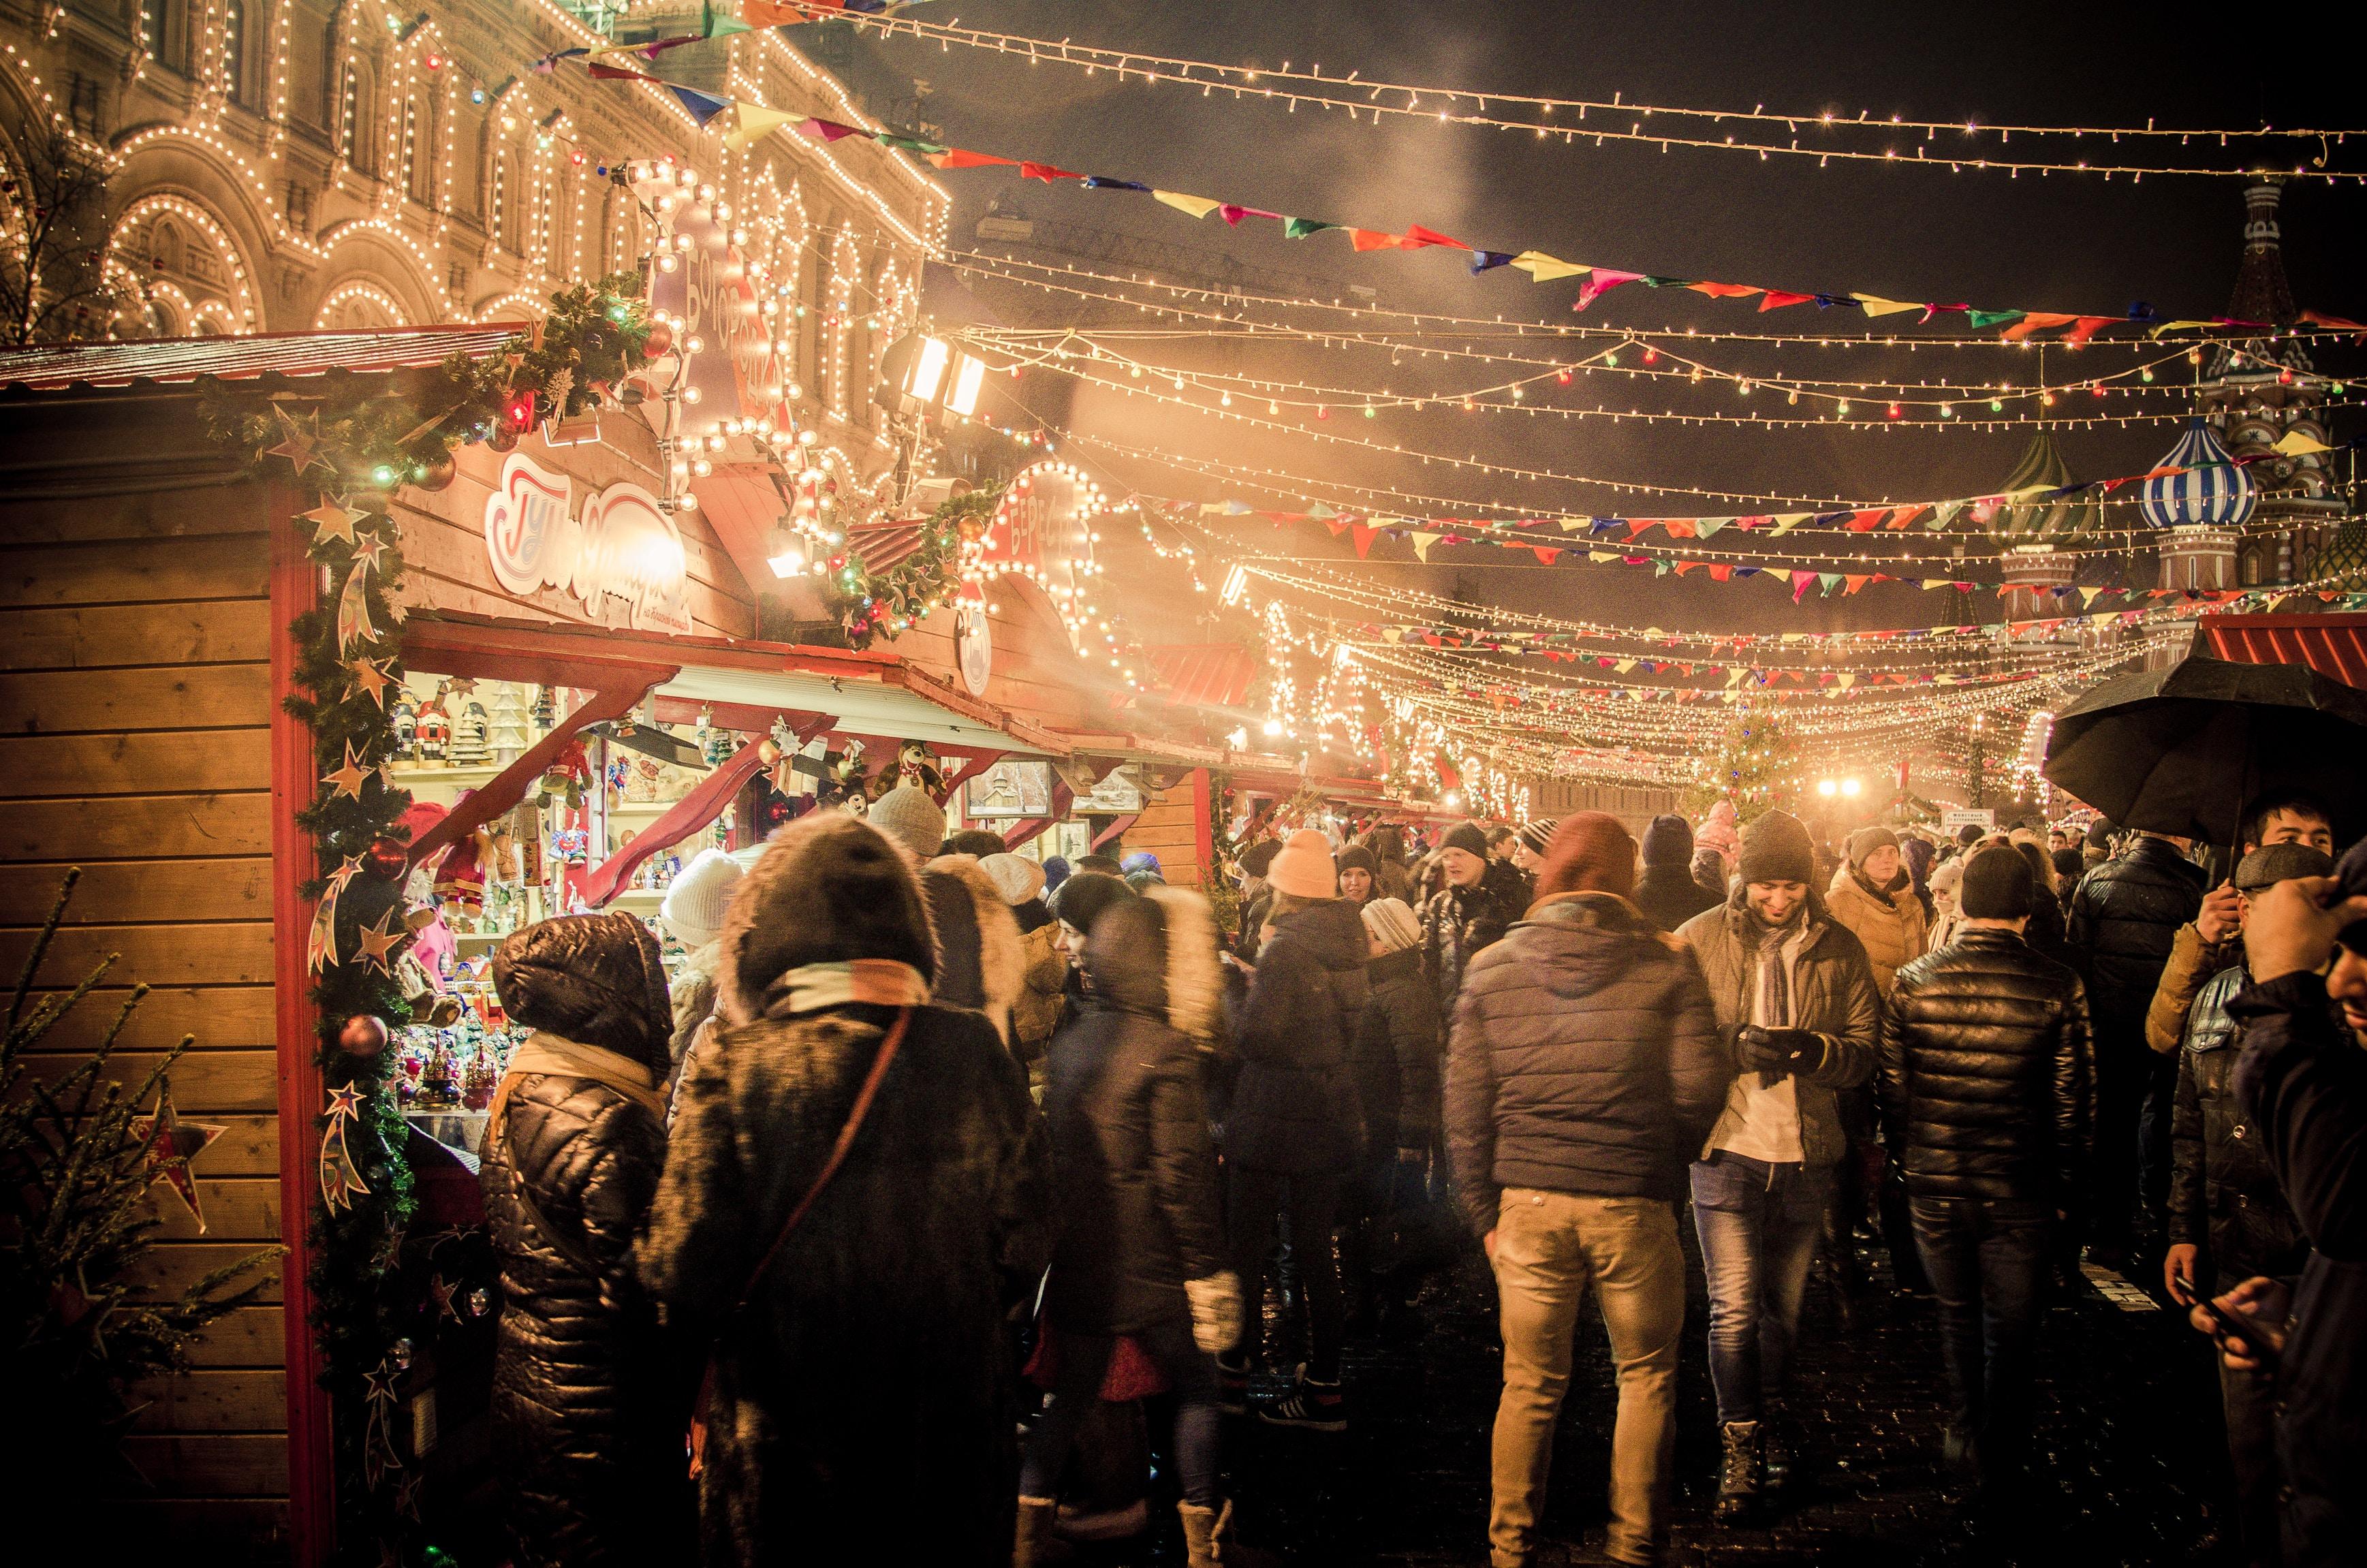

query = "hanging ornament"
[[339, 1014, 390, 1059], [354, 907, 407, 973], [319, 1083, 373, 1211], [361, 1355, 405, 1487], [306, 855, 364, 974], [322, 742, 371, 802], [349, 656, 396, 707], [336, 565, 378, 654], [129, 1079, 228, 1234]]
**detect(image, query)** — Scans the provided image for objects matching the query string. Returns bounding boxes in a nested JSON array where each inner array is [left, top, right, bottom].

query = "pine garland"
[[825, 486, 1002, 649], [202, 277, 651, 1564]]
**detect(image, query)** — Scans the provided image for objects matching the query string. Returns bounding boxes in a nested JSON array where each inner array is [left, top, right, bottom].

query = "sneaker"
[[1257, 1364, 1346, 1431], [1214, 1351, 1250, 1417]]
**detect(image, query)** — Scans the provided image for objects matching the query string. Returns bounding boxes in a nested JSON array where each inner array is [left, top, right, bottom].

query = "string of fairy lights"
[[838, 10, 2364, 182]]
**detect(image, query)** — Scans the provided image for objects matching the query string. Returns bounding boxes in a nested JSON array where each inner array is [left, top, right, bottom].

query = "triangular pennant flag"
[[725, 102, 796, 148], [1402, 224, 1470, 250], [1688, 281, 1763, 299], [1411, 531, 1441, 561], [1847, 508, 1887, 533], [1349, 229, 1407, 251], [1695, 516, 1732, 537], [930, 148, 1018, 168], [1758, 290, 1817, 311], [1969, 308, 2026, 330], [2001, 311, 2078, 342], [794, 114, 864, 140], [1349, 524, 1377, 559], [702, 3, 750, 35], [1020, 161, 1084, 182], [2274, 430, 2333, 456], [1283, 217, 1334, 239], [2065, 315, 2118, 345], [1854, 295, 1923, 317], [1843, 574, 1872, 595], [1082, 175, 1150, 190], [1153, 191, 1223, 219], [1510, 251, 1588, 281], [1769, 514, 1809, 535], [1470, 250, 1516, 273], [1531, 546, 1562, 565], [1574, 270, 1644, 310]]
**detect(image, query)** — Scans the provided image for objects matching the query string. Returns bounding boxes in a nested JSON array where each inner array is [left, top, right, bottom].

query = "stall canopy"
[[2193, 611, 2367, 690]]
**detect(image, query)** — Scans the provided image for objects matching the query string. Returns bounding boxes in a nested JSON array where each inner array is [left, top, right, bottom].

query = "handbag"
[[687, 1007, 911, 1478]]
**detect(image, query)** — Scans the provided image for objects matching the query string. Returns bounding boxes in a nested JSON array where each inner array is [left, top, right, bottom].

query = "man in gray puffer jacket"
[[1448, 814, 1730, 1568]]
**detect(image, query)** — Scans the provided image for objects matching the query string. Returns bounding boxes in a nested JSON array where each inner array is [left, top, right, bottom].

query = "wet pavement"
[[1054, 1223, 2243, 1567]]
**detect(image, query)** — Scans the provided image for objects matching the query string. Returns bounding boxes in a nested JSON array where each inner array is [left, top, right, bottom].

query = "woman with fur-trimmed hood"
[[920, 851, 1027, 1044], [638, 815, 1052, 1565]]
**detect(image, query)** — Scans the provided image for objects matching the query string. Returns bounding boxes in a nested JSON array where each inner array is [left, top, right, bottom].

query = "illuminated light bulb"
[[1990, 398, 2004, 411]]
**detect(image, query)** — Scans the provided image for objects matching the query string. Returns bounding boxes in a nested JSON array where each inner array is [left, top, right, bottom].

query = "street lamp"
[[1840, 777, 1862, 798], [1817, 779, 1838, 798]]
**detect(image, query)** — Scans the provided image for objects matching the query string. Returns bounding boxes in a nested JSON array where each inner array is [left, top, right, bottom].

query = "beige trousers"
[[1488, 1189, 1685, 1568]]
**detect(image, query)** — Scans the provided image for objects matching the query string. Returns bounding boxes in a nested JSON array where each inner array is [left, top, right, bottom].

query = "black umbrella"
[[2042, 654, 2367, 846]]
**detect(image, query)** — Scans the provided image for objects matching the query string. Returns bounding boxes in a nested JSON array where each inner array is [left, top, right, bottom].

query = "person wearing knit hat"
[[1637, 814, 1720, 934], [1336, 844, 1379, 904], [1420, 822, 1516, 1023], [979, 851, 1047, 909], [1696, 798, 1742, 875], [1052, 872, 1137, 966], [867, 782, 947, 862], [1265, 828, 1338, 903], [1359, 896, 1422, 956], [1667, 806, 1878, 1518], [1880, 842, 2090, 1503], [1445, 810, 1727, 1566], [659, 847, 745, 1072], [1511, 818, 1558, 873], [1828, 826, 1926, 997], [1121, 849, 1163, 880], [1229, 838, 1285, 964], [1041, 856, 1072, 894], [1927, 858, 1967, 954]]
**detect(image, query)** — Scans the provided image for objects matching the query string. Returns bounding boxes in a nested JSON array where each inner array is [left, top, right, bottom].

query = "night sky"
[[838, 2, 2364, 639]]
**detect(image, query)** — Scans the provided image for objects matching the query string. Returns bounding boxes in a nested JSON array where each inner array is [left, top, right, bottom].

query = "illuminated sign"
[[484, 452, 693, 634]]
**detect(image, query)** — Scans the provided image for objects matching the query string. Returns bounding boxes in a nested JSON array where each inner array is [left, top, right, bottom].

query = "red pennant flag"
[[2001, 312, 2078, 341], [1402, 224, 1471, 250], [1759, 290, 1817, 311], [2065, 315, 2118, 345], [1710, 564, 1734, 582], [589, 63, 659, 80], [1886, 505, 1926, 530], [1019, 161, 1082, 181], [1664, 518, 1698, 539], [1531, 546, 1562, 565], [1350, 524, 1377, 558], [1626, 519, 1658, 539], [1848, 508, 1887, 533], [798, 118, 867, 142], [928, 148, 1016, 168]]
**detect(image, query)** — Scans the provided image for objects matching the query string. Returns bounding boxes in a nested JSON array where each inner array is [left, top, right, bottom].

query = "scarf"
[[1746, 909, 1805, 1031], [490, 1031, 670, 1146], [759, 958, 932, 1020]]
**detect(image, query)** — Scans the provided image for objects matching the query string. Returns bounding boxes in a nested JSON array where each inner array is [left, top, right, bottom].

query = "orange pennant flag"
[[1689, 281, 1763, 300], [2001, 312, 2078, 341], [930, 148, 1017, 169], [1531, 546, 1562, 565], [1847, 508, 1887, 533], [1402, 224, 1470, 250], [1350, 229, 1406, 251]]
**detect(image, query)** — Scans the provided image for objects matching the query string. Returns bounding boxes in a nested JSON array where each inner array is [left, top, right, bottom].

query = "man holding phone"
[[2191, 835, 2367, 1568]]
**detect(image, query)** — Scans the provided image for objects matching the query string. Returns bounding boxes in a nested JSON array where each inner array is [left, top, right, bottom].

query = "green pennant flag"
[[702, 3, 749, 36], [1969, 309, 2025, 330], [1283, 217, 1334, 240], [877, 134, 950, 155]]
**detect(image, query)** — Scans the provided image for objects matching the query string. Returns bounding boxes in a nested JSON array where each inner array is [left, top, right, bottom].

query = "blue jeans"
[[1690, 1152, 1832, 1426], [1018, 1319, 1223, 1508], [1909, 1195, 2052, 1479]]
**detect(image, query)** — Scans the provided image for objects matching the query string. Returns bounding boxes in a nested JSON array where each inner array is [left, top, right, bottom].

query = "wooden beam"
[[582, 715, 831, 907], [998, 780, 1073, 850], [932, 750, 1003, 808], [1091, 811, 1140, 852], [268, 484, 333, 1568], [650, 694, 830, 738], [405, 682, 663, 869]]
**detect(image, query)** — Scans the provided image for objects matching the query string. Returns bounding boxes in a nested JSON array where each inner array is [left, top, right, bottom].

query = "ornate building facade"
[[1, 0, 944, 465]]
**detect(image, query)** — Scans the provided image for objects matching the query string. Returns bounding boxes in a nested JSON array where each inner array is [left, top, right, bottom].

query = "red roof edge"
[[2194, 610, 2367, 689]]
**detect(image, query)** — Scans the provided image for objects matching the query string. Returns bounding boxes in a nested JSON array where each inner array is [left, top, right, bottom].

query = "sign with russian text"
[[484, 451, 693, 634]]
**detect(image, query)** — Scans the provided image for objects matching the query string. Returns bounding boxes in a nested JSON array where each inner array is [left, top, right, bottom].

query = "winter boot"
[[1014, 1495, 1061, 1567], [1258, 1363, 1346, 1431], [1714, 1420, 1762, 1523], [1178, 1499, 1233, 1567], [1762, 1405, 1798, 1492]]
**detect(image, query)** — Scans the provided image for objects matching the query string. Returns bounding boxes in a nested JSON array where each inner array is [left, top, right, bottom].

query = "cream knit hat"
[[659, 847, 744, 951]]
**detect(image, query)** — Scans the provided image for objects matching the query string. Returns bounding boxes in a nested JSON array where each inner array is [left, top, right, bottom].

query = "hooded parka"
[[638, 815, 1052, 1565], [1229, 897, 1371, 1174], [481, 912, 691, 1567]]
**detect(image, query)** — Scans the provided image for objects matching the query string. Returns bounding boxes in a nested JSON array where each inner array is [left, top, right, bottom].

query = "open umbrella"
[[2042, 654, 2367, 845]]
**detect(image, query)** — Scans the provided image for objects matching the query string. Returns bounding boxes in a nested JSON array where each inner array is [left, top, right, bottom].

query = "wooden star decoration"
[[348, 530, 390, 576], [322, 742, 370, 801], [356, 905, 406, 973], [129, 1082, 228, 1235], [266, 409, 326, 474], [427, 1272, 461, 1323], [347, 656, 395, 706], [300, 499, 363, 546]]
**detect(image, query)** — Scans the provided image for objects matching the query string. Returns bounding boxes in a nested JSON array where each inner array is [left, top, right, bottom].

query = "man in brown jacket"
[[2144, 792, 2335, 1057]]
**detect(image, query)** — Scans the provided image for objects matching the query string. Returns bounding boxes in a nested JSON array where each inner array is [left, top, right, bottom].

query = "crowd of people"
[[467, 775, 2367, 1568]]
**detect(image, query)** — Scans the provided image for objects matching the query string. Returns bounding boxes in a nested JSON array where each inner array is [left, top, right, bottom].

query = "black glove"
[[1736, 1026, 1823, 1076]]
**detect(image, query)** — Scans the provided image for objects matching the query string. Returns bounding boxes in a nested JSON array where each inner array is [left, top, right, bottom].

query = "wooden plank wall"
[[0, 390, 289, 1552], [1116, 772, 1212, 890], [882, 575, 1097, 732]]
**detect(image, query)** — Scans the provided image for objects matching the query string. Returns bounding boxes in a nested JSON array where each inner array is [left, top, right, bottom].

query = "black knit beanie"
[[1443, 821, 1491, 860], [1960, 845, 2036, 920], [1052, 871, 1136, 934], [1737, 811, 1815, 886], [1641, 813, 1694, 868]]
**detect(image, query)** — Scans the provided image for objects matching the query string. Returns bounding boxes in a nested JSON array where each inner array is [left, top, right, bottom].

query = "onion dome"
[[2139, 418, 2257, 531], [1986, 427, 2098, 542], [2309, 516, 2367, 590]]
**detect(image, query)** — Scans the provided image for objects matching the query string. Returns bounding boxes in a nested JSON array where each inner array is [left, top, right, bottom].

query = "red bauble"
[[642, 321, 674, 358], [362, 834, 410, 882], [340, 1014, 390, 1059]]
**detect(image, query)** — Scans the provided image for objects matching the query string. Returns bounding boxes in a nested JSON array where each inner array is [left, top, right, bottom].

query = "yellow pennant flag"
[[1588, 550, 1618, 563], [1853, 296, 1922, 317], [2080, 586, 2105, 607], [725, 103, 796, 149], [2274, 430, 2333, 456], [1410, 531, 1441, 561], [1836, 673, 1856, 690], [1510, 251, 1589, 281], [1614, 659, 1636, 673], [1769, 514, 1810, 536], [1153, 191, 1223, 220]]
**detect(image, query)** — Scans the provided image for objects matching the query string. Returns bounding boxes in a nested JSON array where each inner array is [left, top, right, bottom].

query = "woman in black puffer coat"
[[482, 911, 693, 1567]]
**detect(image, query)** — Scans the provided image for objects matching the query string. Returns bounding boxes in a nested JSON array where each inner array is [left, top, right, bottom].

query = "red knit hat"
[[1535, 812, 1637, 903]]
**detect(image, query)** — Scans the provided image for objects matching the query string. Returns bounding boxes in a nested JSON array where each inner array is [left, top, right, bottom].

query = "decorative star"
[[363, 1361, 401, 1409], [266, 409, 324, 473], [322, 743, 370, 801], [301, 499, 363, 546], [347, 656, 395, 706], [326, 1083, 364, 1120], [426, 1272, 460, 1323], [356, 906, 407, 973], [348, 529, 389, 576], [129, 1082, 228, 1235]]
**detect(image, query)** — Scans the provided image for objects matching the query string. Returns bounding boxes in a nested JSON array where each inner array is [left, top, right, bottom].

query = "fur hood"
[[717, 813, 935, 1024], [1078, 881, 1221, 1043], [925, 853, 1024, 1039], [1143, 883, 1221, 1043]]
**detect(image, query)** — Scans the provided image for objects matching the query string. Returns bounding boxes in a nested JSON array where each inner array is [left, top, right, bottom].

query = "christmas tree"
[[0, 870, 277, 1509], [1687, 706, 1798, 821]]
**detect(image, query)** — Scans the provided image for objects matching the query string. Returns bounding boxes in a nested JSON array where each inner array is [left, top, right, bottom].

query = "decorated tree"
[[1687, 706, 1799, 821], [0, 125, 132, 345], [0, 871, 278, 1511]]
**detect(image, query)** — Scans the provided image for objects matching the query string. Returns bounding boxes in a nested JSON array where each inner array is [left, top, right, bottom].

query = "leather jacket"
[[2065, 837, 2205, 1039], [2168, 962, 2308, 1282]]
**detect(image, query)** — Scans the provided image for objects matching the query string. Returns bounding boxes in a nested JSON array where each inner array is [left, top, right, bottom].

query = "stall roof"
[[404, 610, 1068, 755], [1144, 643, 1258, 710], [0, 325, 514, 391], [2193, 612, 2367, 689]]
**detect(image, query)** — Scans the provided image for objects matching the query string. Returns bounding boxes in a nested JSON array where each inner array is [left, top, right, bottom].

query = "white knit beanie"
[[979, 851, 1045, 906], [1360, 897, 1421, 954], [660, 847, 744, 951], [867, 783, 946, 861]]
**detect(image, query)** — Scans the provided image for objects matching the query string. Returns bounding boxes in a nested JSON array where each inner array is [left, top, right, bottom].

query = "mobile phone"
[[2195, 1293, 2280, 1365]]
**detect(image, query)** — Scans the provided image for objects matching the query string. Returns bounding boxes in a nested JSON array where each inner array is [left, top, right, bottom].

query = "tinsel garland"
[[205, 275, 649, 1564], [827, 487, 1002, 649]]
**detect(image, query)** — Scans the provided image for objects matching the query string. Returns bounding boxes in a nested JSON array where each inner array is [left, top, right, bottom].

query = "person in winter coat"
[[920, 853, 1026, 1040], [659, 847, 744, 1084], [1879, 847, 2092, 1503], [1222, 828, 1369, 1430], [1483, 825, 1535, 917], [1359, 824, 1418, 905], [983, 852, 1066, 1082], [2065, 829, 2206, 1260], [1447, 815, 1730, 1568], [2011, 841, 2071, 963], [1635, 813, 1721, 934], [1902, 836, 1938, 922], [482, 912, 691, 1567], [1825, 828, 1928, 994], [1336, 843, 1380, 904], [1231, 838, 1281, 962], [1673, 810, 1879, 1523], [2164, 843, 2329, 1568], [1696, 800, 1741, 884], [1821, 826, 1929, 1300], [2193, 837, 2367, 1568], [2145, 791, 2337, 1059], [1422, 821, 1514, 1024], [638, 814, 1052, 1566], [1927, 859, 1966, 954], [1692, 846, 1731, 902], [1019, 888, 1240, 1568], [1510, 817, 1558, 877]]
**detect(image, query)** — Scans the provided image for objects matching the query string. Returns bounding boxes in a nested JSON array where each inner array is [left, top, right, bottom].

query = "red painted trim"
[[582, 740, 770, 906], [268, 482, 335, 1566], [934, 750, 1003, 809], [1091, 811, 1140, 852], [999, 780, 1074, 850], [405, 681, 670, 868]]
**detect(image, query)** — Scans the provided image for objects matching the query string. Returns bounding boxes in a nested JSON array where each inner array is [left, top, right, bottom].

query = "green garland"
[[825, 487, 1001, 649], [205, 277, 650, 1565]]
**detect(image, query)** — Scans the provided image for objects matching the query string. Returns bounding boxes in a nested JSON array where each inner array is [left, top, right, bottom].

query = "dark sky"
[[843, 1, 2363, 638]]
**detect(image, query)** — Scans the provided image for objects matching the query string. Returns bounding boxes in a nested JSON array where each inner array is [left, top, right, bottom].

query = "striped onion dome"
[[1987, 427, 2098, 541], [2139, 418, 2257, 531]]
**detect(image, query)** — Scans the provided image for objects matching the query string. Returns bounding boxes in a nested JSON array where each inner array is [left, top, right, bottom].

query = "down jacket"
[[1446, 894, 1731, 1233], [2169, 962, 2308, 1283], [2146, 920, 2237, 1056], [1877, 928, 2094, 1204], [2065, 836, 2205, 1042], [638, 815, 1052, 1567], [481, 912, 691, 1567], [1825, 866, 1929, 996], [1229, 897, 1370, 1174], [1634, 860, 1721, 935], [1420, 880, 1512, 1017], [1041, 888, 1228, 1335], [1353, 947, 1445, 1152], [1674, 885, 1880, 1168]]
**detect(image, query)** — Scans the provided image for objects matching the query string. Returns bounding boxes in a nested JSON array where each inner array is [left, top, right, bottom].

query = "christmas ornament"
[[301, 499, 364, 546], [320, 1084, 373, 1211], [129, 1081, 228, 1234], [427, 1272, 461, 1323], [362, 1356, 404, 1487], [350, 656, 396, 707], [322, 742, 371, 802], [336, 565, 378, 654], [356, 906, 407, 973], [349, 531, 390, 576], [340, 1014, 390, 1059], [264, 408, 323, 473], [306, 856, 364, 974]]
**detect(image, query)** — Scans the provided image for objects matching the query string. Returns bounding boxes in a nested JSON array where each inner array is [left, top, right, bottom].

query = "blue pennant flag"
[[669, 84, 732, 126]]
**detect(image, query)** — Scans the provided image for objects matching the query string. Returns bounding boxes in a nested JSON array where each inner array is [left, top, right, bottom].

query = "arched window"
[[401, 97, 418, 199], [221, 0, 245, 102], [339, 63, 375, 172]]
